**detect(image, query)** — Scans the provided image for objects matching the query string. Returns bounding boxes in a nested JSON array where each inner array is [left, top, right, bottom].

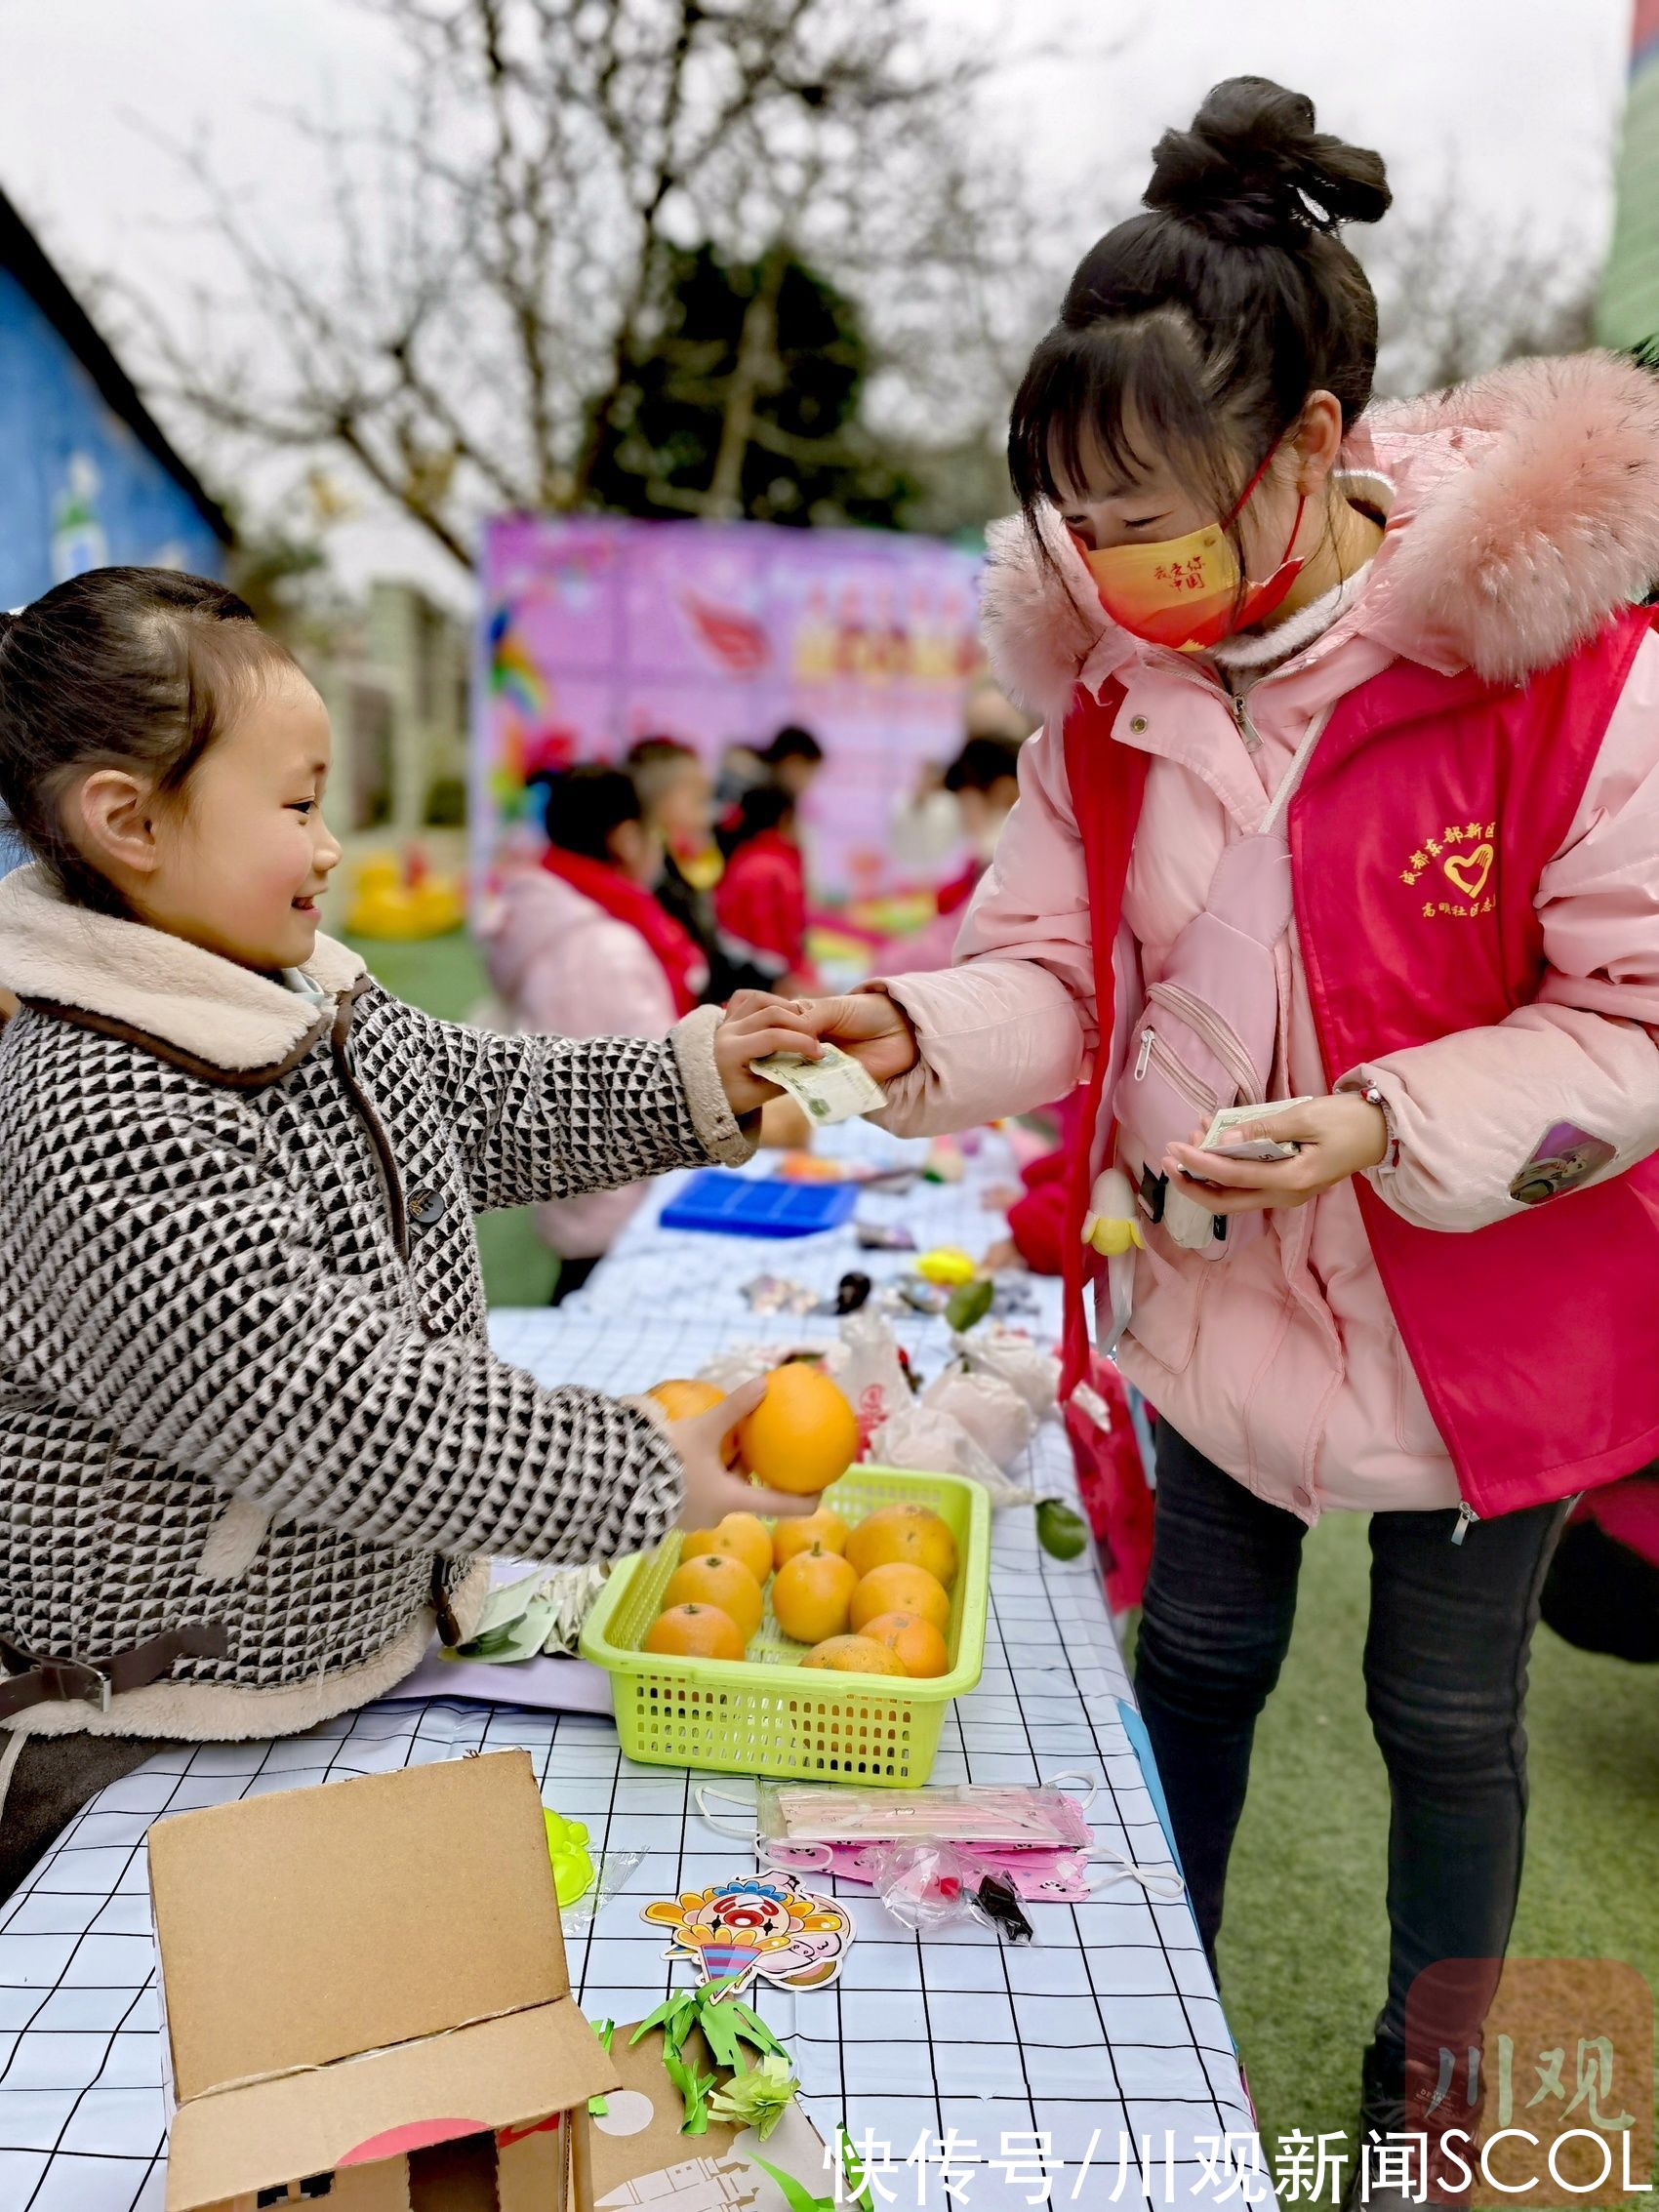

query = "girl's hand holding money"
[[797, 989, 920, 1085], [715, 991, 826, 1114]]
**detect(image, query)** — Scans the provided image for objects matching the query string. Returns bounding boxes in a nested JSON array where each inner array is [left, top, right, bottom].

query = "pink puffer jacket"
[[481, 870, 677, 1259], [872, 354, 1659, 1520]]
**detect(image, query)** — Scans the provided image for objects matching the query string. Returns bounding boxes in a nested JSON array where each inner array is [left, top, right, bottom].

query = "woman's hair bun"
[[1145, 76, 1391, 247]]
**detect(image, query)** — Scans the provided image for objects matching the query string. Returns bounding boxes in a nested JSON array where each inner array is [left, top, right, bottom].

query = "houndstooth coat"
[[0, 865, 755, 1743]]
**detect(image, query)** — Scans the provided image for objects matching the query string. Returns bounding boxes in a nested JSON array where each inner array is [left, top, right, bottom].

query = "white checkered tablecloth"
[[0, 1125, 1270, 2212]]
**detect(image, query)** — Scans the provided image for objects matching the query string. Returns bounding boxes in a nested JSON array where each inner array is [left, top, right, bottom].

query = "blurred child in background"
[[889, 732, 1026, 973], [483, 764, 708, 1297], [627, 736, 787, 1001], [715, 782, 816, 990]]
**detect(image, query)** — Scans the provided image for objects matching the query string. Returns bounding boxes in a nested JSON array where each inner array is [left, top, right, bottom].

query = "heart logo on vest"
[[1443, 842, 1493, 899]]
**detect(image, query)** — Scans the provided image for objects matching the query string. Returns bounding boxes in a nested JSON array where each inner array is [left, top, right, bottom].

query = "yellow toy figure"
[[1081, 1167, 1145, 1258]]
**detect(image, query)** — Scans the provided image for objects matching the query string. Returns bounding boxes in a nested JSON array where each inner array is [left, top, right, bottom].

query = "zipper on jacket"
[[1450, 1501, 1479, 1546], [1230, 686, 1263, 755], [1133, 1027, 1220, 1124], [1147, 980, 1265, 1106]]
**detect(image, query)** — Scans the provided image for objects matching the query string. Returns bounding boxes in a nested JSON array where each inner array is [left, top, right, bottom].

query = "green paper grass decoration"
[[629, 1977, 794, 2133], [707, 2053, 798, 2142]]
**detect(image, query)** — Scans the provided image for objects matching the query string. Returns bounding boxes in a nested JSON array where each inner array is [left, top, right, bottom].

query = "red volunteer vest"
[[1063, 607, 1659, 1520]]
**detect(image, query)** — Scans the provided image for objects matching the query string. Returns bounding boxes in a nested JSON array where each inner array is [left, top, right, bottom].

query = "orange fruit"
[[771, 1546, 858, 1645], [644, 1603, 746, 1662], [663, 1552, 763, 1642], [773, 1508, 850, 1572], [859, 1610, 950, 1679], [647, 1378, 726, 1421], [737, 1362, 859, 1497], [648, 1378, 738, 1466], [844, 1505, 957, 1589], [798, 1633, 908, 1676], [692, 1511, 773, 1588], [849, 1560, 951, 1635]]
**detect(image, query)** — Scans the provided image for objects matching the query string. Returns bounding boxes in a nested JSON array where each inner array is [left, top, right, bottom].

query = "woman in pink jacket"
[[794, 77, 1659, 2205]]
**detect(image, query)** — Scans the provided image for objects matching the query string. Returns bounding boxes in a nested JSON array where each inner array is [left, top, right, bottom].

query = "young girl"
[[0, 568, 820, 1894], [804, 76, 1659, 2202]]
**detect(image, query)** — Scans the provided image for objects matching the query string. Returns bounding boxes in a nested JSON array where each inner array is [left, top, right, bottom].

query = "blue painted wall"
[[0, 266, 223, 611]]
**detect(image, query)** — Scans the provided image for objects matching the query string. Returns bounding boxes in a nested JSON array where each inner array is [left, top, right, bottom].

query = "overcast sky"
[[0, 0, 1636, 602]]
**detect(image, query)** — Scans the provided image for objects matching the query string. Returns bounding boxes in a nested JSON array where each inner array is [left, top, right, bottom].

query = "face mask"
[[1074, 439, 1308, 654]]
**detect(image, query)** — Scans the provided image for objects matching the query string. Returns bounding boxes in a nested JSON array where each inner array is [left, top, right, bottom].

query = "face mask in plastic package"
[[753, 1778, 1095, 1852]]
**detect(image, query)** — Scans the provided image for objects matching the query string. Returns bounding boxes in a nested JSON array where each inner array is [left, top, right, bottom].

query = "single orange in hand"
[[737, 1362, 859, 1496], [858, 1610, 950, 1679], [849, 1560, 951, 1635], [773, 1508, 850, 1572], [644, 1603, 746, 1662], [771, 1545, 858, 1645], [844, 1504, 957, 1589], [798, 1633, 907, 1676], [663, 1552, 763, 1642]]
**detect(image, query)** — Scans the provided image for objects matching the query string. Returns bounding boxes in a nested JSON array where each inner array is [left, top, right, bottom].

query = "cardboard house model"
[[147, 1750, 620, 2212]]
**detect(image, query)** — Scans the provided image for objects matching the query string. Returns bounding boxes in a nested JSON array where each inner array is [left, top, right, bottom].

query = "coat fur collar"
[[0, 863, 365, 1075], [982, 350, 1659, 717]]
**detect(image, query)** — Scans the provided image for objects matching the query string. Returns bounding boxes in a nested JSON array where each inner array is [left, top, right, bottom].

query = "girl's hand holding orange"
[[667, 1377, 817, 1531]]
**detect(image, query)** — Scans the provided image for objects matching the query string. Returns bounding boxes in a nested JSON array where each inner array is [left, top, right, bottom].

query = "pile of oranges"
[[643, 1500, 959, 1681]]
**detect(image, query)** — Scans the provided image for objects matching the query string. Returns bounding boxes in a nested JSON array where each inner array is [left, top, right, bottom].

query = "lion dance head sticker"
[[642, 1875, 852, 1995]]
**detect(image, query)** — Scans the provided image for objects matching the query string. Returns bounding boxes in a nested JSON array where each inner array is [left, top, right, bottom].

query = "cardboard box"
[[147, 1750, 621, 2212]]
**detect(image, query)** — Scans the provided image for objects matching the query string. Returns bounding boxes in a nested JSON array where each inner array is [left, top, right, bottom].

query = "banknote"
[[752, 1041, 887, 1124]]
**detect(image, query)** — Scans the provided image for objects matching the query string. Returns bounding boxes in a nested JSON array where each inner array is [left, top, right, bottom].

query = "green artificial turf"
[[354, 930, 1657, 2179], [344, 929, 557, 1306], [1131, 1511, 1659, 2182]]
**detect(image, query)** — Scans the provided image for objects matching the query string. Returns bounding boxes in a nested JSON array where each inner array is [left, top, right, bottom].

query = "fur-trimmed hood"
[[982, 351, 1659, 718], [0, 862, 364, 1075]]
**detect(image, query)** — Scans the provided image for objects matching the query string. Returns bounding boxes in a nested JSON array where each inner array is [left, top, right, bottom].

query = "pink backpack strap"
[[1059, 683, 1147, 1398]]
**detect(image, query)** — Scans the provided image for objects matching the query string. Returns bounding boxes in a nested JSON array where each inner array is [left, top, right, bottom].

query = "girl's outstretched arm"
[[379, 993, 754, 1213], [6, 1100, 694, 1562]]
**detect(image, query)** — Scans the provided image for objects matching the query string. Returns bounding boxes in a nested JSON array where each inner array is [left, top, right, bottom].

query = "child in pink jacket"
[[483, 765, 708, 1288], [799, 77, 1659, 2203]]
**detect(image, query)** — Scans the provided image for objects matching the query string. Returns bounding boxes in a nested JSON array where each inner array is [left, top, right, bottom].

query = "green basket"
[[580, 1466, 991, 1788]]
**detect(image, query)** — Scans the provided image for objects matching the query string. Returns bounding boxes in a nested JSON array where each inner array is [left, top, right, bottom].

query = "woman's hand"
[[796, 990, 921, 1085], [714, 991, 827, 1115], [668, 1377, 819, 1529], [1162, 1093, 1389, 1216]]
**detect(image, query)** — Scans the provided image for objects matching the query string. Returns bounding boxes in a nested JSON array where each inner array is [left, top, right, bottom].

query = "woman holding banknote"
[[773, 75, 1659, 2209]]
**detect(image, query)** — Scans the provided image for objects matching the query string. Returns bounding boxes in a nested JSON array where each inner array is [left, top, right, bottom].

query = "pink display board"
[[473, 514, 984, 897]]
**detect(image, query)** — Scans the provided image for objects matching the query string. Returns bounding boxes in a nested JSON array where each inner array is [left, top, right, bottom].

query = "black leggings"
[[1133, 1425, 1567, 2057]]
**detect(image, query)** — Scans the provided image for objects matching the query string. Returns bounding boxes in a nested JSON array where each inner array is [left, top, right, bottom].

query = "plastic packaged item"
[[954, 1325, 1061, 1417], [871, 1841, 983, 1933], [867, 1398, 1028, 1508], [557, 1844, 645, 1935], [752, 1777, 1096, 1852], [922, 1366, 1034, 1472]]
